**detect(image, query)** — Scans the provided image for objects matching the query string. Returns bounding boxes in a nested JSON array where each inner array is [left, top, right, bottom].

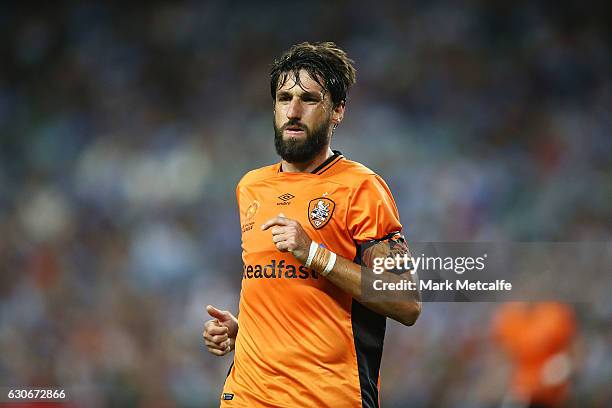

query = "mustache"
[[281, 120, 307, 131]]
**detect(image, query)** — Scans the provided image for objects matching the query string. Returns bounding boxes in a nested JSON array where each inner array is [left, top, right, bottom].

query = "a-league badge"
[[244, 200, 260, 221], [308, 197, 335, 229]]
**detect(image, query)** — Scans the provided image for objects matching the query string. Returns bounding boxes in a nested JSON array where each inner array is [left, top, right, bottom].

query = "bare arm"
[[262, 214, 421, 326], [327, 233, 421, 325]]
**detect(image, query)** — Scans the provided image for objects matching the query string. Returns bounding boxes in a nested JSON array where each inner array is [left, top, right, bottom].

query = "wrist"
[[305, 244, 337, 277], [305, 241, 319, 267]]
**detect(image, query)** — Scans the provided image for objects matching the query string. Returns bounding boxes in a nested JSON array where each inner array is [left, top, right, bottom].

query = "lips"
[[283, 124, 306, 135]]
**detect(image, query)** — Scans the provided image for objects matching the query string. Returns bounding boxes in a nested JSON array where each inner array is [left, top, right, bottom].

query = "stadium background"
[[1, 1, 611, 407]]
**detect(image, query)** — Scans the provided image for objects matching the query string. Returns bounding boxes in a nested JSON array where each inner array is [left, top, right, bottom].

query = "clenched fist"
[[203, 305, 238, 356], [261, 212, 312, 263]]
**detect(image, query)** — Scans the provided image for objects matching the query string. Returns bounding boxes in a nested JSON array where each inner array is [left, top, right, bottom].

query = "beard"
[[274, 117, 331, 163]]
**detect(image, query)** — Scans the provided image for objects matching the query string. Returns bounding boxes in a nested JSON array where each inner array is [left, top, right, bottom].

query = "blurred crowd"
[[1, 1, 611, 407]]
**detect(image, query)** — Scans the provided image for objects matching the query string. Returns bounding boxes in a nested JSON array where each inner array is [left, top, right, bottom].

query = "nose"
[[286, 97, 302, 120]]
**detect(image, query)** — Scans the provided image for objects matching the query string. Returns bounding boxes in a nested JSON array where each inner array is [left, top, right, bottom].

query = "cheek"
[[311, 109, 330, 126], [274, 109, 286, 125], [303, 107, 321, 122]]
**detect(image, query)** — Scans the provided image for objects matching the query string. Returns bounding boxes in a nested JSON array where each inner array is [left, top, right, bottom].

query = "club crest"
[[308, 197, 335, 229]]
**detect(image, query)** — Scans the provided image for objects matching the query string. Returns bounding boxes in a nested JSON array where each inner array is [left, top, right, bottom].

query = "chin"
[[283, 136, 306, 146], [284, 132, 307, 140]]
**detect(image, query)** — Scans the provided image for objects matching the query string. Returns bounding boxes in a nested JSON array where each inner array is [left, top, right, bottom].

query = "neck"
[[281, 146, 334, 173]]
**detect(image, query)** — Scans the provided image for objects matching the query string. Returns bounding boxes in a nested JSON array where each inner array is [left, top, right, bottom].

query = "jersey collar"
[[278, 150, 344, 175]]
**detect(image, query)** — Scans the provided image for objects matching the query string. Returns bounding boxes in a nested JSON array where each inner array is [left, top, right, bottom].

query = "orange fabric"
[[493, 302, 576, 407], [221, 155, 401, 407]]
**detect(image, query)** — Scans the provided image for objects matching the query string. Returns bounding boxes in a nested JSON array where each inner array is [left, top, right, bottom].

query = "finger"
[[208, 346, 229, 356], [205, 339, 229, 350], [204, 318, 221, 330], [270, 226, 289, 236], [261, 216, 291, 231], [203, 329, 227, 342], [275, 241, 291, 252], [211, 334, 229, 344], [206, 325, 229, 336], [272, 233, 290, 243], [278, 212, 286, 218], [206, 339, 231, 353], [206, 305, 229, 320]]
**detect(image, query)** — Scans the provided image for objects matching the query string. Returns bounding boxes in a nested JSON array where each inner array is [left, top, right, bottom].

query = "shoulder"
[[237, 164, 279, 189], [331, 158, 392, 192]]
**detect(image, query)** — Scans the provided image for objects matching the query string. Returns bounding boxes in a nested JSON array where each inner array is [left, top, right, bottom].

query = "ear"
[[332, 102, 345, 125]]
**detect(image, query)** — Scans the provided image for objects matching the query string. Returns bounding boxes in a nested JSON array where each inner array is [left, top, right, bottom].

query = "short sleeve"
[[236, 181, 250, 225], [236, 183, 242, 220], [347, 174, 402, 242]]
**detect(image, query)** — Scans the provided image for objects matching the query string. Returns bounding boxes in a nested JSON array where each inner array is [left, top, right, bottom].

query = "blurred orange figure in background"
[[493, 302, 576, 408]]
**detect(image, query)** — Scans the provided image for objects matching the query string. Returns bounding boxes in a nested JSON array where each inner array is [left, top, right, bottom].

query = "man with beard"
[[203, 42, 421, 408]]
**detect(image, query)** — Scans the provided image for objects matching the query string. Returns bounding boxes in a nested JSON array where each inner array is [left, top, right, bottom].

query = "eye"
[[302, 95, 320, 104], [277, 94, 291, 103]]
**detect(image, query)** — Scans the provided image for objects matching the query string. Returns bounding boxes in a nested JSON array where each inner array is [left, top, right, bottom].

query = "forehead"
[[277, 69, 325, 95]]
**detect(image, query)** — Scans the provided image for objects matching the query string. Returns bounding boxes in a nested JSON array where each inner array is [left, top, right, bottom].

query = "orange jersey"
[[221, 151, 402, 407]]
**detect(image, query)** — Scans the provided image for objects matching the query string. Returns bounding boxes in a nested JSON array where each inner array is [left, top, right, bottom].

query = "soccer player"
[[492, 302, 576, 408], [203, 42, 421, 407]]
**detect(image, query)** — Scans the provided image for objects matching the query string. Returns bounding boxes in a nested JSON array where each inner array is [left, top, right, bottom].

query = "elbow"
[[396, 301, 422, 326]]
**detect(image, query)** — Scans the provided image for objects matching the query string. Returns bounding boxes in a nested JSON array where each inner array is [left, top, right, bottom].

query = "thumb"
[[279, 212, 286, 218], [207, 305, 229, 321]]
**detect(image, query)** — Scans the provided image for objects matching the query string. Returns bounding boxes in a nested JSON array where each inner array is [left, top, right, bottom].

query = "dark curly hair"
[[270, 42, 356, 108]]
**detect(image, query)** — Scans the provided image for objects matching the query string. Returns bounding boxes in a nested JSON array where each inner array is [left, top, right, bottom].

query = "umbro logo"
[[277, 193, 294, 206], [278, 193, 294, 201]]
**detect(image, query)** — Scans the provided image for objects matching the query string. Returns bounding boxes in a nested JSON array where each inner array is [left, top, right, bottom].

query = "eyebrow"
[[276, 90, 323, 100]]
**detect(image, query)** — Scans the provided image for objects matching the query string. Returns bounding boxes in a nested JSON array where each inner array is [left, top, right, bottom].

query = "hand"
[[261, 213, 312, 264], [203, 305, 238, 356]]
